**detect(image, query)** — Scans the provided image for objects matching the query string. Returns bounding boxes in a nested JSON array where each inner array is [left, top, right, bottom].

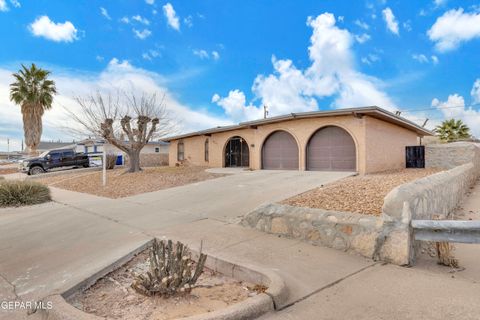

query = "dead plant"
[[132, 239, 207, 297]]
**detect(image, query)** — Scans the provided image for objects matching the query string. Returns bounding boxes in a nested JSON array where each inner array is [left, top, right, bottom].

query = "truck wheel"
[[83, 163, 90, 168], [29, 166, 45, 175]]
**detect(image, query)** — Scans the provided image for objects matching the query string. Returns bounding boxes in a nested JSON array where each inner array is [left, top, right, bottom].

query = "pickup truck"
[[19, 148, 90, 175]]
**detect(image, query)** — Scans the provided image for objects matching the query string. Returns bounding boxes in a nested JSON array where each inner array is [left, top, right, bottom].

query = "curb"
[[26, 167, 102, 180], [41, 238, 287, 320]]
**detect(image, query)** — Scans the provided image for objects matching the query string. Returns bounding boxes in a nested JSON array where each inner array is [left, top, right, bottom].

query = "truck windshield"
[[39, 151, 50, 157]]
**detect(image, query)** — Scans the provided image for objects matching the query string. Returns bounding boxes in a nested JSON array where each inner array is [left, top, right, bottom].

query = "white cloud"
[[212, 13, 396, 122], [403, 20, 412, 31], [10, 0, 19, 8], [29, 16, 79, 42], [193, 49, 220, 60], [354, 33, 371, 43], [212, 91, 262, 121], [145, 0, 154, 4], [471, 79, 480, 103], [354, 19, 369, 30], [434, 0, 447, 7], [96, 55, 104, 62], [382, 7, 399, 35], [361, 54, 380, 65], [100, 7, 111, 20], [193, 49, 209, 59], [431, 55, 439, 64], [142, 49, 160, 61], [120, 16, 130, 24], [133, 28, 152, 40], [184, 15, 193, 28], [0, 0, 7, 11], [412, 54, 429, 63], [132, 15, 150, 25], [432, 93, 480, 137], [163, 3, 180, 31], [0, 59, 230, 149], [428, 9, 480, 52]]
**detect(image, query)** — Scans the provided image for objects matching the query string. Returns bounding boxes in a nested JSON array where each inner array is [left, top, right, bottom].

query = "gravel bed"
[[37, 166, 225, 198], [283, 168, 443, 216]]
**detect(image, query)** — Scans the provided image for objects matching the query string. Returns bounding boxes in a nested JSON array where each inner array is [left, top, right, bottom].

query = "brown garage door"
[[262, 131, 299, 170], [307, 126, 356, 171]]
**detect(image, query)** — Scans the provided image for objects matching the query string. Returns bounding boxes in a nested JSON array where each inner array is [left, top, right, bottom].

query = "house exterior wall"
[[364, 116, 419, 173], [169, 114, 421, 174]]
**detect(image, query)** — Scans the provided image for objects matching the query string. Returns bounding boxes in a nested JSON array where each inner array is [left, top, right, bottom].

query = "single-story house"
[[164, 106, 433, 175]]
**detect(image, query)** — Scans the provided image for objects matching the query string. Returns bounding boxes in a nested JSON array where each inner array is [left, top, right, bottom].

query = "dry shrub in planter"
[[132, 239, 207, 297], [0, 180, 51, 207], [105, 153, 117, 170]]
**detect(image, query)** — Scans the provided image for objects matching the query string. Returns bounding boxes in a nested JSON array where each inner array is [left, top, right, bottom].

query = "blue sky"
[[1, 0, 480, 150]]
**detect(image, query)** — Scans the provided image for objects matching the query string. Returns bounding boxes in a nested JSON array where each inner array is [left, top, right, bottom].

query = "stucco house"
[[164, 106, 433, 175]]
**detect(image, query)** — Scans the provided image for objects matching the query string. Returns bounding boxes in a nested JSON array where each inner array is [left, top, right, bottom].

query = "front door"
[[225, 137, 249, 167]]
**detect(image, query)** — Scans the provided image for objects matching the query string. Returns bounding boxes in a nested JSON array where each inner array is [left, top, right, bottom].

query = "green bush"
[[0, 180, 51, 207]]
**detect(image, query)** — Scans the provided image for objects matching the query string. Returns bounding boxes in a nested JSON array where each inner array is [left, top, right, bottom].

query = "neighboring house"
[[31, 139, 169, 167], [33, 141, 76, 154], [164, 106, 433, 175], [75, 139, 169, 166]]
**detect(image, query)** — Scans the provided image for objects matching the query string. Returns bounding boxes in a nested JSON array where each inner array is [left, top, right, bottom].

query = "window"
[[177, 142, 185, 161], [62, 151, 74, 158], [204, 139, 209, 162], [155, 147, 160, 153], [49, 152, 62, 160]]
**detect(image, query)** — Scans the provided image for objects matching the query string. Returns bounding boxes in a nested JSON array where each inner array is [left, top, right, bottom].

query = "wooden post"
[[102, 143, 107, 187]]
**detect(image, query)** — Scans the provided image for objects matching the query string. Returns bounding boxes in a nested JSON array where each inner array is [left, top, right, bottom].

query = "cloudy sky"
[[1, 0, 480, 151]]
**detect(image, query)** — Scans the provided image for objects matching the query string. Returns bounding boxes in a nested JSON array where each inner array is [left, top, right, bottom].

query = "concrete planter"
[[40, 238, 286, 320]]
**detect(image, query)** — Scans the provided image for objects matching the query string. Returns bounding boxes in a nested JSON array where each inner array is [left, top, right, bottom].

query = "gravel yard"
[[0, 168, 18, 175], [283, 168, 442, 216], [37, 166, 225, 198]]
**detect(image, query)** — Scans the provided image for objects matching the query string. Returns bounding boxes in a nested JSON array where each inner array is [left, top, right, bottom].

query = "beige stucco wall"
[[364, 116, 419, 173], [169, 114, 421, 174]]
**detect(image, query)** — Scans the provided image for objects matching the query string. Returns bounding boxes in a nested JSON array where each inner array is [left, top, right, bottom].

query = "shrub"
[[132, 239, 207, 297], [0, 180, 51, 207], [105, 153, 117, 170]]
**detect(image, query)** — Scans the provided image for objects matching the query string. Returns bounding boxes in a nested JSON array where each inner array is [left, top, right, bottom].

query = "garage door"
[[307, 126, 356, 171], [262, 131, 299, 170]]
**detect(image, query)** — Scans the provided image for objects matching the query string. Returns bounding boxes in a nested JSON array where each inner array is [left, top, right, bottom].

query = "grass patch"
[[0, 180, 51, 207]]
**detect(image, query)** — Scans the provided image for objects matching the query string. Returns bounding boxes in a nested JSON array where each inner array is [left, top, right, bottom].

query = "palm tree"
[[10, 64, 57, 154], [435, 119, 471, 142]]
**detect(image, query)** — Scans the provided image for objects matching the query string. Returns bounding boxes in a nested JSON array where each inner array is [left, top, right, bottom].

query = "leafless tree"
[[67, 91, 173, 173]]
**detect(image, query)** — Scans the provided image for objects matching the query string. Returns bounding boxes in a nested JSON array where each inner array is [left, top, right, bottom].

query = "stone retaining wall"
[[241, 203, 382, 258], [426, 142, 480, 169], [377, 143, 480, 265]]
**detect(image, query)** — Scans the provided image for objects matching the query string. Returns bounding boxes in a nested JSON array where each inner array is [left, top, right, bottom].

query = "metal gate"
[[406, 146, 425, 168], [307, 126, 356, 171], [225, 136, 249, 167], [262, 131, 299, 170]]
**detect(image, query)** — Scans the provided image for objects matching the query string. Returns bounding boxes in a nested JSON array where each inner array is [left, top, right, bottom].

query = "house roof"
[[163, 106, 434, 141], [76, 138, 169, 146], [36, 141, 76, 151]]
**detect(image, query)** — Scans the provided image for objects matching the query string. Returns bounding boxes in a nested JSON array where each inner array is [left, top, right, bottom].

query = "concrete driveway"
[[3, 169, 479, 320], [0, 170, 352, 309]]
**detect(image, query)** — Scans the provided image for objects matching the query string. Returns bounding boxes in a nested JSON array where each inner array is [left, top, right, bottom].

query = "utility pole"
[[263, 105, 269, 119], [21, 139, 24, 152], [6, 138, 9, 161]]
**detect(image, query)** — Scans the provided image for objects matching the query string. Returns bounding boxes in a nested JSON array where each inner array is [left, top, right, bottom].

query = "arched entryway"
[[307, 126, 356, 171], [224, 136, 249, 167], [262, 131, 299, 170]]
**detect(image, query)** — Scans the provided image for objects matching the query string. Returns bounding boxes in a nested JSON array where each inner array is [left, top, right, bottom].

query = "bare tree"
[[67, 91, 173, 173]]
